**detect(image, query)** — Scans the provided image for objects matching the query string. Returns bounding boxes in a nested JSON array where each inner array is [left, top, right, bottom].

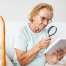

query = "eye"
[[42, 17, 45, 20], [47, 19, 50, 22]]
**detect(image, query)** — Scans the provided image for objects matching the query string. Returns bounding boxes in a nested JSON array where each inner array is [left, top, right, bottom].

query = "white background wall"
[[0, 0, 66, 22]]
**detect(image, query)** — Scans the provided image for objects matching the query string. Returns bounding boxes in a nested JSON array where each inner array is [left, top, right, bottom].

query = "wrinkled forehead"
[[38, 8, 53, 19]]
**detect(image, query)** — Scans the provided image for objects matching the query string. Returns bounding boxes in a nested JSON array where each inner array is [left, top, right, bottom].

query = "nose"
[[43, 19, 48, 25]]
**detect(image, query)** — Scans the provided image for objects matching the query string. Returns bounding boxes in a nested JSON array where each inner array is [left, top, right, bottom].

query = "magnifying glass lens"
[[49, 27, 56, 35], [48, 26, 57, 37]]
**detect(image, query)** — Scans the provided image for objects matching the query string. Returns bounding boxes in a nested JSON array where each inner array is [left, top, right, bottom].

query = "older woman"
[[13, 3, 66, 66]]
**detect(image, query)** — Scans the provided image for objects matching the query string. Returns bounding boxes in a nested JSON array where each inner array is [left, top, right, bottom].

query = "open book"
[[44, 38, 66, 54]]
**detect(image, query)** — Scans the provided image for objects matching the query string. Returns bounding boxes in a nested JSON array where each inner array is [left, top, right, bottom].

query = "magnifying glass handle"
[[49, 35, 50, 37]]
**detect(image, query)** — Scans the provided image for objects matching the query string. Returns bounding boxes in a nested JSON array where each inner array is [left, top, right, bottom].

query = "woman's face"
[[33, 8, 53, 30]]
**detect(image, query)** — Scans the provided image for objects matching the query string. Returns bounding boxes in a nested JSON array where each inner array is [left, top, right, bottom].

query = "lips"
[[41, 25, 46, 28]]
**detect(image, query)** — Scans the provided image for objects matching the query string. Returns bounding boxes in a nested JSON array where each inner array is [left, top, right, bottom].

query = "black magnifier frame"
[[48, 26, 57, 37]]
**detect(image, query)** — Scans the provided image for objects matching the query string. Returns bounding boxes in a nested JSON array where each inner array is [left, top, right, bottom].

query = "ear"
[[32, 15, 37, 21], [32, 16, 35, 21]]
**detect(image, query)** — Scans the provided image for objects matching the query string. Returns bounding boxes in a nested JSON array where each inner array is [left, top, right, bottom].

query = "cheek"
[[38, 21, 43, 25], [35, 17, 42, 25], [37, 16, 42, 24]]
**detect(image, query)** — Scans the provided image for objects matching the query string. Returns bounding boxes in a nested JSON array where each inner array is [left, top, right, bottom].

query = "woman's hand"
[[46, 48, 66, 64], [53, 48, 66, 61], [38, 37, 52, 49]]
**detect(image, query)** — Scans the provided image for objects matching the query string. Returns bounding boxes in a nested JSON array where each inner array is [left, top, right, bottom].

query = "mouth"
[[41, 25, 46, 28]]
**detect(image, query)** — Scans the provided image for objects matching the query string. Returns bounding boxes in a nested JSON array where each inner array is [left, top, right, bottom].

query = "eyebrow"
[[42, 16, 51, 20]]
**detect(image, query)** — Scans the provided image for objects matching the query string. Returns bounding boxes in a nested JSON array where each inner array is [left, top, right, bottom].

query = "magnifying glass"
[[48, 26, 57, 37]]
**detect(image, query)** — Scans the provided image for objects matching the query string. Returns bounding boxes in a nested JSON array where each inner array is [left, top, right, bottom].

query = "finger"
[[44, 42, 50, 46], [53, 52, 57, 56], [63, 48, 66, 54], [55, 50, 60, 56], [47, 37, 52, 40], [44, 43, 50, 48], [56, 50, 63, 60], [43, 40, 51, 43], [58, 49, 63, 55], [55, 53, 61, 60], [55, 50, 63, 61], [58, 49, 65, 58], [43, 37, 52, 41]]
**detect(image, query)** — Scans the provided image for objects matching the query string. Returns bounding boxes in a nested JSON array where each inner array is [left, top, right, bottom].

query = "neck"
[[28, 23, 41, 33]]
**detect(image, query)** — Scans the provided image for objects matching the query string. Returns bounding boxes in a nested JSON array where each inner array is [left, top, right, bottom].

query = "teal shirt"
[[13, 23, 49, 66]]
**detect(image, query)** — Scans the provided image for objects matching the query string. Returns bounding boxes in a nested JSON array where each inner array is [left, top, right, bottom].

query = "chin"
[[40, 26, 45, 29], [40, 27, 45, 30]]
